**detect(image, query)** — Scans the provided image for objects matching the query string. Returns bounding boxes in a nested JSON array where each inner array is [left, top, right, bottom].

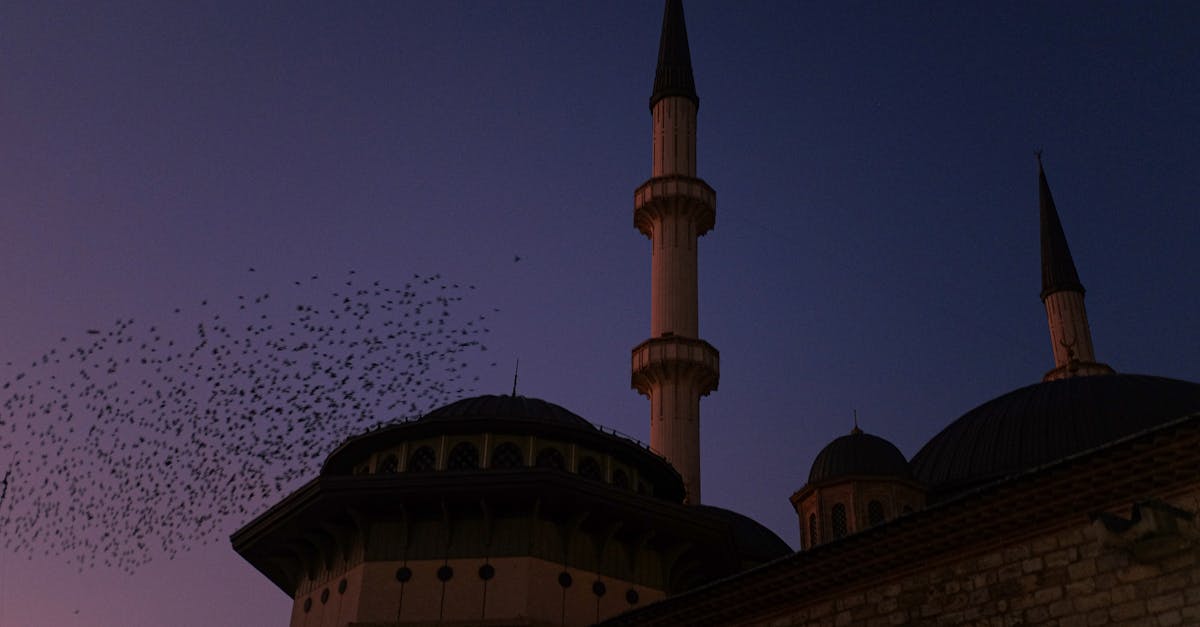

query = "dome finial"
[[851, 409, 862, 435]]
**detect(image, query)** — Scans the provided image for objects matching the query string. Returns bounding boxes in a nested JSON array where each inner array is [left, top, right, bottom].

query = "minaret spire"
[[631, 0, 718, 505], [650, 0, 698, 110], [1037, 155, 1113, 381]]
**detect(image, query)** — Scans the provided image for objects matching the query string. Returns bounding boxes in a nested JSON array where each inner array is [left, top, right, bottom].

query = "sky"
[[1, 1, 1198, 625]]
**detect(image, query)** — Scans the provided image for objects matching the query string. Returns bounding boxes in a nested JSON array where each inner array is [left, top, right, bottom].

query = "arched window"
[[577, 456, 602, 481], [831, 503, 848, 540], [407, 446, 436, 472], [535, 447, 565, 470], [490, 442, 524, 469], [808, 513, 818, 548], [611, 469, 630, 490], [868, 500, 885, 527], [377, 454, 399, 474], [446, 442, 479, 470]]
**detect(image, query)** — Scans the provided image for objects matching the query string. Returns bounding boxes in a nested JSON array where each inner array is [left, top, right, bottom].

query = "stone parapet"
[[633, 176, 716, 238], [630, 336, 719, 397]]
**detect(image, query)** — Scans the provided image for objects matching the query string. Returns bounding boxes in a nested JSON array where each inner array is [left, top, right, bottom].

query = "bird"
[[0, 271, 492, 573]]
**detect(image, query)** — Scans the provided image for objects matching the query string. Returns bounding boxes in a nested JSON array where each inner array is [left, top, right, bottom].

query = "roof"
[[600, 413, 1200, 625], [649, 0, 698, 110], [1039, 158, 1085, 298], [319, 394, 686, 501], [420, 394, 595, 428], [691, 505, 792, 564], [807, 428, 912, 484], [911, 373, 1200, 498]]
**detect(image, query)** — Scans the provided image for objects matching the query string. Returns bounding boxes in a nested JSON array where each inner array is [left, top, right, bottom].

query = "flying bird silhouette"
[[0, 272, 490, 572]]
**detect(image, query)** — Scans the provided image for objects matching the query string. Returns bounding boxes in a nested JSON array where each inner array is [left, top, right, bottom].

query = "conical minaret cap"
[[1039, 157, 1085, 300], [650, 0, 699, 110]]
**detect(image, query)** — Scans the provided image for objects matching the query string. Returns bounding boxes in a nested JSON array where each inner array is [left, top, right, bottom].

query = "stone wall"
[[752, 489, 1200, 627]]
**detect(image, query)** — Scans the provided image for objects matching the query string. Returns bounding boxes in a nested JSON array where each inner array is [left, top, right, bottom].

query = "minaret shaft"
[[653, 97, 697, 178], [632, 1, 717, 505], [1044, 290, 1097, 367]]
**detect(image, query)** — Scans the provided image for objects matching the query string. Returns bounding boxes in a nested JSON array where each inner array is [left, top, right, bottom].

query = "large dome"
[[912, 374, 1200, 497], [420, 394, 595, 428], [807, 429, 911, 484]]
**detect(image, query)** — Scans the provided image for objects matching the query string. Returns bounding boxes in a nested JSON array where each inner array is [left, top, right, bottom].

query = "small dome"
[[420, 395, 595, 428], [912, 374, 1200, 496], [808, 429, 911, 484]]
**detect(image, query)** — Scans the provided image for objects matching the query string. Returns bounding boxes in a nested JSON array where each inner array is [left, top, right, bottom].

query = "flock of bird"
[[0, 271, 490, 572]]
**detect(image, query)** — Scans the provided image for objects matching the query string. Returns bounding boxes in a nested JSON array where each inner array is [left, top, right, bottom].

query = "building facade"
[[235, 2, 1200, 625]]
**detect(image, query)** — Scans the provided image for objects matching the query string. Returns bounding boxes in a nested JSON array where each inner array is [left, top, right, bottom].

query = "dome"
[[912, 374, 1200, 496], [320, 394, 686, 502], [807, 429, 911, 484], [420, 394, 595, 428], [693, 505, 792, 563]]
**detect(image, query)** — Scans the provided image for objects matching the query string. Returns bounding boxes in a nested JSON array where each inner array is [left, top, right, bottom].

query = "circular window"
[[478, 564, 495, 580], [395, 566, 413, 583], [437, 565, 454, 582], [303, 598, 312, 613], [626, 589, 640, 605], [592, 580, 607, 597], [320, 588, 330, 604], [337, 578, 347, 594], [557, 571, 573, 588]]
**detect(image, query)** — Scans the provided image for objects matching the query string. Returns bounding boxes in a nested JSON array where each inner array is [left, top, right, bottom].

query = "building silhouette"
[[234, 2, 1200, 625]]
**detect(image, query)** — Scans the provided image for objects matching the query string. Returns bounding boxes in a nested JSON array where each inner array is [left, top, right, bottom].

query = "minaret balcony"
[[631, 335, 719, 396], [634, 175, 716, 238]]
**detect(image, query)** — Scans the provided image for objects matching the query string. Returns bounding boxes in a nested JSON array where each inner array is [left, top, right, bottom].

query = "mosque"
[[232, 2, 1200, 625]]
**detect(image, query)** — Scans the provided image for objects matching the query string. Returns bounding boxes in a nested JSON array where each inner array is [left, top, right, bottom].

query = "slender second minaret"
[[630, 0, 718, 505], [1038, 155, 1114, 381]]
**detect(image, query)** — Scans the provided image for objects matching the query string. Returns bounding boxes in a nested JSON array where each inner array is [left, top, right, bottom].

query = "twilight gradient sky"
[[2, 1, 1198, 625]]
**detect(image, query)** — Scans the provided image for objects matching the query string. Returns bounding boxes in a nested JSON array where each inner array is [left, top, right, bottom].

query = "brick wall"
[[752, 490, 1200, 627]]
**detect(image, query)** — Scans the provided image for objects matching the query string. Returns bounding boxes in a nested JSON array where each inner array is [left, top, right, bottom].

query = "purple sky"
[[2, 1, 1199, 625]]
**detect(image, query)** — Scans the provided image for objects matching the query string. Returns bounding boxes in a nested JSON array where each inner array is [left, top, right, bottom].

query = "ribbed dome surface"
[[912, 374, 1200, 495], [420, 395, 595, 429], [693, 505, 791, 563], [808, 430, 911, 484]]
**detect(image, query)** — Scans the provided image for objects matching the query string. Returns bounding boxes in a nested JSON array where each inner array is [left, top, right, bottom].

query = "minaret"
[[1038, 155, 1114, 381], [630, 0, 718, 504]]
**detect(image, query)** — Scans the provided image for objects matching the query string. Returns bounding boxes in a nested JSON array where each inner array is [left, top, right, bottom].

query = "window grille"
[[535, 447, 565, 470], [577, 457, 602, 481], [491, 442, 524, 469], [407, 446, 436, 472], [446, 442, 479, 470], [868, 500, 885, 526], [831, 503, 848, 539]]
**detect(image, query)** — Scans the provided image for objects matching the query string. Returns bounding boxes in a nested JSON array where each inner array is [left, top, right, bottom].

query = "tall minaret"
[[630, 0, 718, 505], [1038, 155, 1114, 381]]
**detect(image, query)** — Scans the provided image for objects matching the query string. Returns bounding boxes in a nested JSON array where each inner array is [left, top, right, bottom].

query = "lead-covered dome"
[[808, 429, 911, 484], [420, 394, 594, 427], [912, 374, 1200, 497]]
